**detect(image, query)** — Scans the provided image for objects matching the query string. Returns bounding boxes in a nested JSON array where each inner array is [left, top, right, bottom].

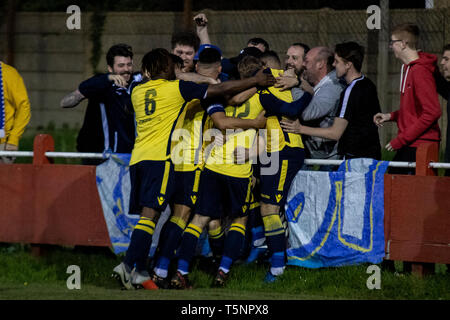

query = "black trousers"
[[388, 146, 417, 175]]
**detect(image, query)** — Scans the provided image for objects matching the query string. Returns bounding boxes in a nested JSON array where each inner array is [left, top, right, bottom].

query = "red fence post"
[[33, 134, 55, 165], [409, 143, 440, 276], [31, 134, 55, 256], [415, 143, 439, 177]]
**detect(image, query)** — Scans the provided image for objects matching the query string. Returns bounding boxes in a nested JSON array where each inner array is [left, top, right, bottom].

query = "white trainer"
[[112, 262, 133, 290], [131, 269, 151, 289]]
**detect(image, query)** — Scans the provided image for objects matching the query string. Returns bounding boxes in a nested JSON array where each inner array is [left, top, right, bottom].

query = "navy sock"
[[262, 214, 286, 270], [220, 223, 246, 272], [124, 217, 155, 272], [177, 223, 202, 274], [158, 216, 186, 262], [208, 225, 225, 257]]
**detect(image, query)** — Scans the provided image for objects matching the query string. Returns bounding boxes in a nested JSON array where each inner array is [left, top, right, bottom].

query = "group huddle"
[[61, 14, 448, 290], [115, 45, 310, 290]]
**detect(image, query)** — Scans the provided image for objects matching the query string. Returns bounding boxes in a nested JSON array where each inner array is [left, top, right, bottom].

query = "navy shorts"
[[172, 168, 203, 208], [195, 168, 253, 219], [259, 146, 304, 207], [129, 160, 175, 215]]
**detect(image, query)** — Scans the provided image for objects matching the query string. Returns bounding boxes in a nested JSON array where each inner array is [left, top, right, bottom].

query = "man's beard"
[[443, 68, 450, 80], [285, 64, 294, 71], [284, 65, 304, 77]]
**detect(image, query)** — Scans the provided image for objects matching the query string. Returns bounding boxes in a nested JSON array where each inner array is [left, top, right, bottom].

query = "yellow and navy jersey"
[[205, 93, 264, 178], [260, 68, 304, 152], [171, 97, 225, 172], [171, 98, 206, 172], [130, 79, 207, 165]]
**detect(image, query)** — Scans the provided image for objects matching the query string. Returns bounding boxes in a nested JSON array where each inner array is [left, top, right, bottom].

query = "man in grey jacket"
[[277, 46, 345, 165]]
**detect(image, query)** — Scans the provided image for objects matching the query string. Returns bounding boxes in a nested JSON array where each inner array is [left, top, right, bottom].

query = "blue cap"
[[194, 44, 222, 60]]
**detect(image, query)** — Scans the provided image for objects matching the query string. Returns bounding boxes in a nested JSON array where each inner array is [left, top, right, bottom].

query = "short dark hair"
[[198, 48, 221, 64], [334, 42, 365, 72], [237, 55, 263, 79], [106, 43, 133, 68], [141, 48, 173, 79], [260, 50, 281, 68], [171, 31, 200, 52], [247, 37, 270, 51], [291, 42, 310, 56], [170, 53, 184, 69], [230, 46, 263, 64], [443, 44, 450, 52]]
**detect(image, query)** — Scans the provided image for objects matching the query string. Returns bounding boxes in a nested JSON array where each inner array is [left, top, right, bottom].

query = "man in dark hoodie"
[[374, 23, 442, 175]]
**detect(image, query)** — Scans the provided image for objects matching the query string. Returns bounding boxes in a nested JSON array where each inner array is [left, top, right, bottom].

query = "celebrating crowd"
[[55, 14, 450, 290]]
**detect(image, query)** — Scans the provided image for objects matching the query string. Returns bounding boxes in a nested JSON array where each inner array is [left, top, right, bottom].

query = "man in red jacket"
[[374, 23, 442, 174]]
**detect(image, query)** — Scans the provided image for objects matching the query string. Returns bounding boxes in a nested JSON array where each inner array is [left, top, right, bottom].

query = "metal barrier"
[[2, 146, 450, 170]]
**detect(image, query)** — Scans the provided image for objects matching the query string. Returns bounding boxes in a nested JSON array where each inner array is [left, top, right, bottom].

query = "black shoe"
[[213, 269, 229, 287], [170, 271, 192, 289], [150, 272, 170, 289]]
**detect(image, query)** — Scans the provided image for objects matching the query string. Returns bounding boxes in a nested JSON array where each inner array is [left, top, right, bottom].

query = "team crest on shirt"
[[275, 194, 283, 203], [190, 195, 197, 204], [157, 196, 165, 206]]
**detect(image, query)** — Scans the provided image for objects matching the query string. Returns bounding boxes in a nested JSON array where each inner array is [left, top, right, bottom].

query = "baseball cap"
[[194, 44, 222, 60]]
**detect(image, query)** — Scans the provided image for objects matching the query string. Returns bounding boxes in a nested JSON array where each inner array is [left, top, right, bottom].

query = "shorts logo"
[[190, 195, 197, 204], [275, 194, 283, 203], [242, 205, 247, 213], [157, 196, 165, 206]]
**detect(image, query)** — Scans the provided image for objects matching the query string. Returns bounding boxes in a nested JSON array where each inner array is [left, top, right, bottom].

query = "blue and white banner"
[[95, 154, 170, 255], [285, 158, 389, 268]]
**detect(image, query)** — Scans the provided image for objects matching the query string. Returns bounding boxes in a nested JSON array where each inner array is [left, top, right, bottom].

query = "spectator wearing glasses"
[[374, 23, 441, 175]]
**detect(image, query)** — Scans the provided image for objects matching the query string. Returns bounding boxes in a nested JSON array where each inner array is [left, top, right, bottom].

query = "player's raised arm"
[[206, 68, 275, 98], [227, 87, 257, 106], [177, 71, 219, 84], [194, 13, 211, 45], [210, 109, 266, 131], [258, 89, 313, 118]]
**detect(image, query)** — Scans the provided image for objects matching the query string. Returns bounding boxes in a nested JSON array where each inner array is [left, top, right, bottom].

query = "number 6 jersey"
[[130, 78, 208, 165]]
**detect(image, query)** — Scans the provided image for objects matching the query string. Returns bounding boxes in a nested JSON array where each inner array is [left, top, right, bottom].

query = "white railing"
[[0, 150, 105, 159], [1, 150, 450, 169]]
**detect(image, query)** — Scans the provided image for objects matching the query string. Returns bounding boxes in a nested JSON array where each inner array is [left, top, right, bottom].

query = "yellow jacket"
[[0, 61, 31, 146]]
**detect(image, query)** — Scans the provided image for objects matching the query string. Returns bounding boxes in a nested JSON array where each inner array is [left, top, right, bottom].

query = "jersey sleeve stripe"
[[207, 103, 225, 115], [339, 75, 364, 118]]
